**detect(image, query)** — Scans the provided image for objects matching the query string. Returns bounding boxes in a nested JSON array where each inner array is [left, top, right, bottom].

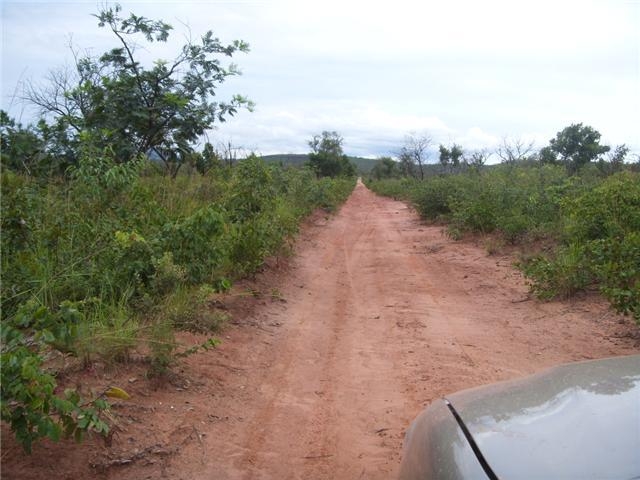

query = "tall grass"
[[1, 156, 355, 450], [2, 158, 354, 355]]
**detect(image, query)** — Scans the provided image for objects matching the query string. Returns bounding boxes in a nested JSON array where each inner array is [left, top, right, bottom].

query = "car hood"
[[447, 355, 640, 480]]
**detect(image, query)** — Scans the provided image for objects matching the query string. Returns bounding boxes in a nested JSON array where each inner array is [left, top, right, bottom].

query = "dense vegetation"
[[0, 4, 357, 453], [261, 154, 378, 174], [367, 154, 640, 323], [1, 153, 354, 451]]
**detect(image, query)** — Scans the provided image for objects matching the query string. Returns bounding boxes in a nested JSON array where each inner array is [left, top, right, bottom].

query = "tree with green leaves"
[[371, 156, 400, 180], [307, 131, 355, 178], [438, 143, 463, 173], [546, 123, 610, 173], [26, 4, 253, 176], [538, 145, 557, 165], [190, 142, 222, 176], [0, 111, 44, 175], [596, 144, 629, 176]]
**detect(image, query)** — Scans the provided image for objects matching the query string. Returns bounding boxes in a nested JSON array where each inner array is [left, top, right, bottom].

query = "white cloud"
[[212, 100, 456, 157], [462, 127, 500, 150], [2, 0, 638, 157]]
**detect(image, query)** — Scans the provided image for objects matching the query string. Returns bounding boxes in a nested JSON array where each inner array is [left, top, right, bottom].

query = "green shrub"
[[562, 171, 640, 242], [520, 243, 592, 299], [372, 167, 639, 323], [587, 233, 640, 320], [1, 159, 355, 452], [1, 310, 112, 453], [411, 176, 455, 221], [159, 205, 226, 283]]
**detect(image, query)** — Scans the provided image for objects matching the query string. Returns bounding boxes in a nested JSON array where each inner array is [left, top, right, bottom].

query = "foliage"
[[438, 143, 463, 172], [368, 166, 639, 322], [1, 310, 115, 453], [520, 243, 592, 299], [0, 111, 45, 176], [191, 142, 222, 176], [546, 123, 610, 174], [25, 4, 252, 175], [307, 131, 356, 178], [588, 233, 640, 319], [399, 132, 432, 180], [370, 157, 400, 180], [596, 144, 628, 176], [1, 158, 354, 451]]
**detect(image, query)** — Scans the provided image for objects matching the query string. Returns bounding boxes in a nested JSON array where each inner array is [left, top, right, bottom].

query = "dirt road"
[[3, 180, 638, 479]]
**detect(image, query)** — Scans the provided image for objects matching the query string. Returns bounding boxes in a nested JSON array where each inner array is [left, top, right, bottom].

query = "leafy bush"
[[1, 158, 355, 451], [562, 172, 640, 243], [411, 176, 456, 221], [370, 167, 639, 322], [520, 243, 592, 299], [1, 308, 114, 452], [588, 233, 640, 320], [159, 205, 226, 283]]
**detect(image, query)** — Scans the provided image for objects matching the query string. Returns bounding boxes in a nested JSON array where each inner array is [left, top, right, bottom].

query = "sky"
[[1, 0, 639, 160]]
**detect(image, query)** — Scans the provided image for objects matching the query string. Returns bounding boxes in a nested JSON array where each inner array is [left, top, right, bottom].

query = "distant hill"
[[260, 154, 379, 174]]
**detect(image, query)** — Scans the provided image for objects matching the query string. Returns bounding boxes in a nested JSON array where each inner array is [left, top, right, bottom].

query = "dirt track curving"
[[2, 180, 638, 479]]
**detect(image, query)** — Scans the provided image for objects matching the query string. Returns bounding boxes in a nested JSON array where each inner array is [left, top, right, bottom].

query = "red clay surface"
[[2, 180, 639, 479]]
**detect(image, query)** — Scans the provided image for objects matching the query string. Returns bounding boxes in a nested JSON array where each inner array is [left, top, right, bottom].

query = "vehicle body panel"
[[400, 355, 640, 480], [399, 399, 489, 480]]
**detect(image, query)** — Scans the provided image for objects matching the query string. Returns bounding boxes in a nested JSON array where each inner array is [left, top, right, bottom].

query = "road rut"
[[173, 179, 637, 479], [4, 180, 638, 480]]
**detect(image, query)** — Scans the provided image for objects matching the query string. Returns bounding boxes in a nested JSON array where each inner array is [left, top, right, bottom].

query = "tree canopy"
[[307, 131, 356, 178], [25, 4, 253, 175], [370, 157, 400, 180], [547, 123, 610, 173]]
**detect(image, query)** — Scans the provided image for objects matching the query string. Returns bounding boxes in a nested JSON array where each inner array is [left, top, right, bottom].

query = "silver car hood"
[[447, 355, 640, 480]]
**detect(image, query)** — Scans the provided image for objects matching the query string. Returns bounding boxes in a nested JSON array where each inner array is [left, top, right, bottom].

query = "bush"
[[411, 176, 456, 221], [588, 233, 640, 320], [1, 159, 355, 451], [562, 172, 640, 243], [370, 166, 640, 323], [520, 243, 592, 299], [1, 308, 112, 453]]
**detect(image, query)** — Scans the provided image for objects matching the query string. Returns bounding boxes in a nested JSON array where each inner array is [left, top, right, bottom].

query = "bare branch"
[[400, 132, 432, 180], [496, 136, 535, 164]]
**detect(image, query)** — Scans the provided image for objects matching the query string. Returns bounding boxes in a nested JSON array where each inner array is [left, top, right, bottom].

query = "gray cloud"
[[2, 0, 638, 158]]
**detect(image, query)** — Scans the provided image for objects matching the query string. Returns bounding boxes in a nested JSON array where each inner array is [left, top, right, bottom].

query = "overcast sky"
[[2, 0, 639, 159]]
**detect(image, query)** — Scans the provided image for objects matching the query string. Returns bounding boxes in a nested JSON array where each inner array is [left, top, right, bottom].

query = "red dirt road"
[[2, 180, 638, 479]]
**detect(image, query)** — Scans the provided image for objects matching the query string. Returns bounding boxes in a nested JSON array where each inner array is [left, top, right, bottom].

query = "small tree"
[[26, 4, 253, 174], [190, 142, 222, 176], [538, 145, 557, 165], [371, 157, 399, 180], [597, 144, 629, 176], [438, 143, 463, 173], [548, 123, 610, 173], [464, 150, 489, 171], [438, 144, 451, 171], [496, 137, 535, 164], [607, 144, 629, 171], [307, 131, 355, 178], [0, 111, 44, 175], [398, 150, 416, 178], [400, 132, 432, 180]]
